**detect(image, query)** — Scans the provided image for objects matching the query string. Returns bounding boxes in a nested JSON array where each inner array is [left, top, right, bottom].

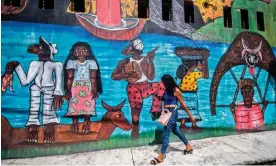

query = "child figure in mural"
[[230, 78, 268, 131], [64, 42, 103, 134], [178, 60, 207, 131], [112, 39, 165, 139]]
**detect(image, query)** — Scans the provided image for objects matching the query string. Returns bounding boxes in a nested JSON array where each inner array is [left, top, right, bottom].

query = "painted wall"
[[1, 0, 276, 159]]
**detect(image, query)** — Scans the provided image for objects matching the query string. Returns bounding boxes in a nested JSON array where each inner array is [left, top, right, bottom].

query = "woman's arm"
[[174, 88, 196, 121], [144, 46, 158, 80], [111, 59, 130, 80], [65, 69, 75, 100], [90, 69, 97, 99]]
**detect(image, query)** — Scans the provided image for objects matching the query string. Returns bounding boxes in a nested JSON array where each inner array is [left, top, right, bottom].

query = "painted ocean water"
[[1, 21, 276, 136]]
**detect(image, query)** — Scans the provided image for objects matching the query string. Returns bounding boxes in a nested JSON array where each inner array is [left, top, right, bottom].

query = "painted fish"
[[1, 72, 14, 95]]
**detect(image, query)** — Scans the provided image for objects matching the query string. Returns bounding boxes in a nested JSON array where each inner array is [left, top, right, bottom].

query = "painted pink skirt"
[[66, 80, 96, 117]]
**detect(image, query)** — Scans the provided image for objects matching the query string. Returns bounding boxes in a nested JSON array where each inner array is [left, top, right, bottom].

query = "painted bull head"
[[241, 38, 263, 75], [101, 99, 132, 130]]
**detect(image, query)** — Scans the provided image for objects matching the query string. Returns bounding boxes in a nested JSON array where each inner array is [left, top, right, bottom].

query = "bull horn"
[[258, 51, 263, 61], [101, 100, 113, 112], [116, 99, 126, 110], [254, 41, 262, 53], [210, 54, 242, 115], [241, 49, 247, 59], [241, 38, 249, 51], [241, 38, 254, 53], [210, 61, 231, 116]]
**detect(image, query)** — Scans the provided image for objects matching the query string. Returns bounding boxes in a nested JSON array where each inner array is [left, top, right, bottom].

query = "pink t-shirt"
[[235, 102, 264, 131]]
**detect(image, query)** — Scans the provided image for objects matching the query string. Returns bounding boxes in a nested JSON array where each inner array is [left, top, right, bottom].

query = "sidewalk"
[[2, 130, 276, 165]]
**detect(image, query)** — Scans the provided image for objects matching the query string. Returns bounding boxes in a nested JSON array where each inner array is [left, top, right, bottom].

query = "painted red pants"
[[127, 82, 165, 113]]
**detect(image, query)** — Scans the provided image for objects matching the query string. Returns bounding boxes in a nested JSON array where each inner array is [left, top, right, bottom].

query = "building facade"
[[1, 0, 276, 158]]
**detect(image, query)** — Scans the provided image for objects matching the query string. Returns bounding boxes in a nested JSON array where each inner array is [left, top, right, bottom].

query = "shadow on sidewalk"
[[148, 129, 183, 154], [248, 160, 276, 165], [148, 129, 163, 146]]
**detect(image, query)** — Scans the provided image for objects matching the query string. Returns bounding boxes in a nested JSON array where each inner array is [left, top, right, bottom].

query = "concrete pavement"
[[2, 130, 276, 165]]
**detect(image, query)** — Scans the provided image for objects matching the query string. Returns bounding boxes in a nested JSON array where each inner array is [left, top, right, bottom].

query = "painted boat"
[[76, 13, 146, 41]]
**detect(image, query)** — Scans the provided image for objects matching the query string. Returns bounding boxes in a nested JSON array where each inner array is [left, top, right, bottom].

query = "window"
[[257, 12, 265, 31], [223, 7, 232, 28], [39, 0, 54, 9], [3, 0, 21, 7], [162, 0, 173, 21], [138, 0, 149, 19], [70, 0, 85, 12], [240, 9, 249, 29], [184, 0, 194, 23]]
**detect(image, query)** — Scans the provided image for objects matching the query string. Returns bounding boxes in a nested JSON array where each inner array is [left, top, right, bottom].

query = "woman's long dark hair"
[[161, 74, 178, 96], [63, 42, 103, 94]]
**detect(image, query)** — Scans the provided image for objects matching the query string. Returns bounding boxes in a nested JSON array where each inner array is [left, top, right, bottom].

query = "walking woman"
[[150, 74, 196, 165]]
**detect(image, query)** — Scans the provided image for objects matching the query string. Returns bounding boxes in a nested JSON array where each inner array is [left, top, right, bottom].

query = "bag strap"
[[172, 105, 178, 113], [165, 105, 177, 114]]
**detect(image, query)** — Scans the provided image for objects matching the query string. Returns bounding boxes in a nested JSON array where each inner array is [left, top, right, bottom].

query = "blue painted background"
[[1, 21, 276, 136]]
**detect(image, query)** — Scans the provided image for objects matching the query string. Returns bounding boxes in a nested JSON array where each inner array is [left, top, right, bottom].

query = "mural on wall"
[[260, 0, 271, 4], [63, 42, 103, 134], [1, 0, 276, 45], [194, 0, 271, 23], [1, 0, 29, 15], [1, 64, 15, 95], [111, 39, 165, 139], [2, 37, 64, 143], [194, 0, 233, 23], [230, 78, 267, 131], [1, 0, 276, 159], [197, 0, 276, 46], [210, 32, 276, 131], [66, 0, 91, 14], [174, 47, 210, 133], [67, 0, 138, 17], [75, 0, 145, 40], [1, 99, 131, 148], [1, 38, 133, 146]]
